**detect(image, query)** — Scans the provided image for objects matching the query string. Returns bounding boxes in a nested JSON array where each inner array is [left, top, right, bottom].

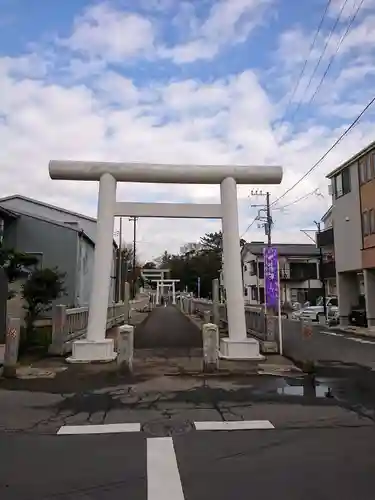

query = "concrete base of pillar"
[[219, 337, 264, 360], [66, 339, 117, 363]]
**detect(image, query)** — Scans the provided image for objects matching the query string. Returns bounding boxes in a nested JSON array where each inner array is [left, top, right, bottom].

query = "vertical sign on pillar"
[[263, 247, 280, 344], [263, 247, 278, 308]]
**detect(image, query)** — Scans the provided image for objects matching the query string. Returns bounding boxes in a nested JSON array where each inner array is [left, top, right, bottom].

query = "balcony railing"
[[279, 268, 318, 281], [317, 227, 334, 247]]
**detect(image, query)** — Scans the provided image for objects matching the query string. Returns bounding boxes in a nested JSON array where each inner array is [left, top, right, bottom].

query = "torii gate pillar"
[[49, 160, 282, 362]]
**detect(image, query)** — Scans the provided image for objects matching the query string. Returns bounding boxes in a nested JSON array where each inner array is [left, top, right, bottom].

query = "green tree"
[[22, 268, 66, 338], [0, 248, 39, 299], [159, 250, 172, 267], [157, 232, 246, 298], [143, 261, 156, 269]]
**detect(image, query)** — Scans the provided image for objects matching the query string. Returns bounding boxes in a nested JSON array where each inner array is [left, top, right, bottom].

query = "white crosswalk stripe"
[[147, 437, 185, 500], [57, 423, 141, 435], [57, 420, 275, 435], [194, 420, 275, 431]]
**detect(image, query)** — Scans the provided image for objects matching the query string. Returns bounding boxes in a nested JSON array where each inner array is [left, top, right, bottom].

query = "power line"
[[277, 0, 332, 130], [271, 92, 375, 207], [288, 0, 350, 125], [241, 214, 260, 238], [241, 192, 273, 239], [241, 189, 322, 237], [276, 188, 324, 210], [307, 0, 365, 107]]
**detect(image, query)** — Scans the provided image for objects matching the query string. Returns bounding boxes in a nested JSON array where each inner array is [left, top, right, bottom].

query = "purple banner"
[[263, 247, 279, 308]]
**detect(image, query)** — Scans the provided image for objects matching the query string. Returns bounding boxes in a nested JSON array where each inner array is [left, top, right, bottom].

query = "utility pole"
[[314, 221, 327, 320], [129, 217, 138, 299], [250, 190, 272, 245], [118, 217, 122, 302], [266, 191, 272, 247], [250, 190, 273, 308]]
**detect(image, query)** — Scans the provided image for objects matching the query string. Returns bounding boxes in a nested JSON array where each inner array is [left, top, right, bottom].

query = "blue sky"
[[1, 0, 375, 260]]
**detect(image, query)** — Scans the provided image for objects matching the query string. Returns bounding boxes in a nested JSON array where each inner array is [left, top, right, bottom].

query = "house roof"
[[242, 241, 319, 257], [0, 206, 19, 219], [0, 194, 97, 223], [0, 194, 118, 248], [0, 205, 95, 246], [326, 139, 375, 179]]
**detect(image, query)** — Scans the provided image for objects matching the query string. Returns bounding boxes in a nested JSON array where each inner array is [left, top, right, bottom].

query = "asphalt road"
[[134, 305, 202, 350], [1, 426, 375, 499]]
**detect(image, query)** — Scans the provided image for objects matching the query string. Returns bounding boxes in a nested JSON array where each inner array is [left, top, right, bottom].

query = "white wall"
[[331, 163, 362, 272]]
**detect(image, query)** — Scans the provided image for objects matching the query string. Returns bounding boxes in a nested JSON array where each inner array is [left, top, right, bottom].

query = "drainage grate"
[[142, 419, 193, 437]]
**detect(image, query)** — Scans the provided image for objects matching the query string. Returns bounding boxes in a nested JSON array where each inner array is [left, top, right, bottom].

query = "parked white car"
[[299, 296, 338, 322], [291, 308, 307, 320]]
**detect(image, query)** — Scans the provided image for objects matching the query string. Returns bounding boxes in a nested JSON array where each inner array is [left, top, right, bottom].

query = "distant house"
[[316, 206, 337, 297], [0, 195, 118, 310], [241, 241, 321, 305]]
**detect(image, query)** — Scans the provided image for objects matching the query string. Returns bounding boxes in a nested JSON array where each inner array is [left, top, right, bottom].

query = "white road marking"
[[194, 420, 275, 431], [321, 331, 344, 337], [147, 437, 185, 500], [321, 331, 375, 344], [57, 423, 141, 435]]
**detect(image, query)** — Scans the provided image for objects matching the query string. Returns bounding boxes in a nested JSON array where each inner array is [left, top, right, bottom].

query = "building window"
[[360, 155, 375, 184], [335, 173, 343, 196], [244, 287, 248, 296], [359, 159, 366, 184], [363, 210, 369, 236], [244, 264, 247, 272], [334, 167, 351, 198], [367, 156, 373, 182], [370, 209, 375, 234]]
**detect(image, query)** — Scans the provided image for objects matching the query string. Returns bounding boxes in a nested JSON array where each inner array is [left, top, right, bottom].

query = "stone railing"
[[49, 302, 127, 355], [180, 297, 280, 345]]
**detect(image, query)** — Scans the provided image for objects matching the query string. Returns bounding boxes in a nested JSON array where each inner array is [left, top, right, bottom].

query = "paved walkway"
[[134, 305, 202, 350]]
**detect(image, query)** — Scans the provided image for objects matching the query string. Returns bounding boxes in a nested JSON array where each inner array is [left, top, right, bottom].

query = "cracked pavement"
[[1, 372, 374, 435], [2, 306, 375, 499]]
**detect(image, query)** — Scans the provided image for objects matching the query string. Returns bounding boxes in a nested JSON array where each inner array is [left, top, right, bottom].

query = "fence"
[[179, 295, 375, 369], [181, 297, 280, 345], [49, 302, 127, 355]]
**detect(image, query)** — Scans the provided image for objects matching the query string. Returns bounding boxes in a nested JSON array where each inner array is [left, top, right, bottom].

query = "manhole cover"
[[143, 419, 193, 437]]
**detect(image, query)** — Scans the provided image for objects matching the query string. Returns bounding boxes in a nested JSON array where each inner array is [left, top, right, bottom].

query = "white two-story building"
[[241, 242, 321, 306]]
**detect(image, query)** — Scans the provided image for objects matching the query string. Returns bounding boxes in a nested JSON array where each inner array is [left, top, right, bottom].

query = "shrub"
[[22, 267, 66, 341]]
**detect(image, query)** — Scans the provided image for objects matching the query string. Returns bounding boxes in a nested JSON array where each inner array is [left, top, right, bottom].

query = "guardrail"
[[49, 302, 127, 355]]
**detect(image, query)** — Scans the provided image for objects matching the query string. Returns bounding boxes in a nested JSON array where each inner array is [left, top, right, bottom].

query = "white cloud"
[[2, 1, 375, 260], [2, 45, 375, 260], [159, 0, 273, 63], [94, 72, 142, 104], [328, 0, 375, 20], [62, 3, 155, 62]]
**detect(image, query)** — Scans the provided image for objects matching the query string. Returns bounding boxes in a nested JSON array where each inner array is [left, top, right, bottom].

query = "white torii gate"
[[152, 279, 180, 305], [49, 160, 282, 362]]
